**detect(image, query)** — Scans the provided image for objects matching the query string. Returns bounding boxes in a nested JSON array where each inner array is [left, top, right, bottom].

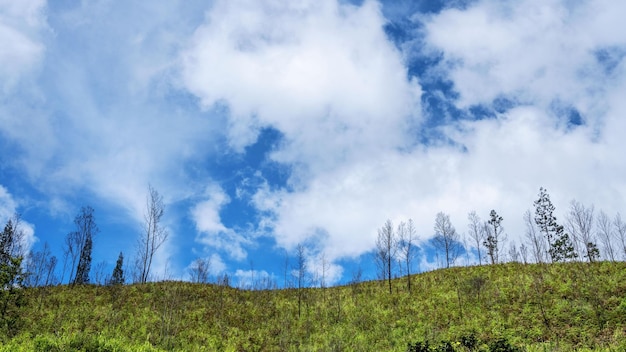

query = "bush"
[[407, 340, 431, 352], [489, 337, 521, 352]]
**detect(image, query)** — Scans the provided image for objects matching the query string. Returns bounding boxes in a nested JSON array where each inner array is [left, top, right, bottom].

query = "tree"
[[565, 200, 598, 262], [109, 252, 125, 285], [467, 211, 485, 265], [613, 213, 626, 261], [295, 243, 307, 318], [189, 257, 211, 284], [0, 217, 27, 336], [64, 206, 98, 285], [24, 242, 57, 287], [433, 212, 460, 268], [533, 187, 577, 262], [74, 234, 92, 285], [136, 185, 169, 283], [484, 210, 506, 264], [397, 219, 417, 293], [524, 210, 546, 263], [596, 211, 616, 262], [375, 219, 397, 294]]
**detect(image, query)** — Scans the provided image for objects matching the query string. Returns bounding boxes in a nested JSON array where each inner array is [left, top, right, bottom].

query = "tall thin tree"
[[565, 200, 598, 262], [433, 212, 460, 268], [397, 219, 417, 293], [66, 206, 98, 285], [467, 211, 485, 265], [533, 187, 576, 262], [136, 185, 168, 283], [375, 219, 397, 294], [597, 211, 616, 262], [484, 209, 506, 264]]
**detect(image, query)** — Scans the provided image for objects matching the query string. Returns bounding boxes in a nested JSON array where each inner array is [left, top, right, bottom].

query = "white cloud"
[[0, 0, 46, 91], [244, 0, 626, 267], [181, 0, 421, 264], [181, 0, 421, 158], [0, 185, 37, 254], [422, 0, 626, 113], [234, 269, 275, 289], [191, 184, 250, 261]]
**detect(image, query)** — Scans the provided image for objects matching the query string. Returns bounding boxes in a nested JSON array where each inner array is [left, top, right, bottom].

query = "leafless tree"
[[565, 200, 598, 262], [189, 257, 211, 283], [508, 242, 520, 263], [295, 243, 307, 318], [93, 260, 108, 285], [613, 213, 626, 261], [397, 219, 417, 292], [467, 211, 485, 265], [524, 210, 546, 263], [375, 219, 397, 294], [597, 211, 616, 261], [135, 185, 169, 283], [519, 243, 529, 264], [433, 212, 460, 268], [25, 242, 57, 287]]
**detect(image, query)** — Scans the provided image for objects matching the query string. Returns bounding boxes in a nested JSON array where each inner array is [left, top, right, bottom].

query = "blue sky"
[[1, 0, 626, 286]]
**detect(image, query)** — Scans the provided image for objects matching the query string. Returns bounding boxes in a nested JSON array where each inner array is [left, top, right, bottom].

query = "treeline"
[[373, 187, 626, 294]]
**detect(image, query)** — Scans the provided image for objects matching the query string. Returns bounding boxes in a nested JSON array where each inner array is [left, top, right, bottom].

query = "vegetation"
[[0, 261, 622, 351], [2, 187, 626, 350]]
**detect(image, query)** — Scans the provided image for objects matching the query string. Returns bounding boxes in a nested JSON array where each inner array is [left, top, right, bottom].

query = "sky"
[[1, 0, 626, 286]]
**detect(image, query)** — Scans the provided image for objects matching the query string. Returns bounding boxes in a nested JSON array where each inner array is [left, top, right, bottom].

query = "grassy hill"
[[3, 261, 626, 351]]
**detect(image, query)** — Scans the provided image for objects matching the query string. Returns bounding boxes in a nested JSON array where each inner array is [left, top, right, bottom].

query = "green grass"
[[5, 261, 626, 351]]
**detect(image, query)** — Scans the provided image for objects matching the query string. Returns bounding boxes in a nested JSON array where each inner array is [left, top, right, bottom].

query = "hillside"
[[3, 262, 626, 351]]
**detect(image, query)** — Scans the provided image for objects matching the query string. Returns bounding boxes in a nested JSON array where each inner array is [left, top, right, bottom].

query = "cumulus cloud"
[[181, 0, 421, 261], [181, 0, 421, 159], [202, 0, 626, 266], [191, 184, 250, 261]]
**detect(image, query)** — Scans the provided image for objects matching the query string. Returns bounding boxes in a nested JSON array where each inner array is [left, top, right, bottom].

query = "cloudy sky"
[[1, 0, 625, 285]]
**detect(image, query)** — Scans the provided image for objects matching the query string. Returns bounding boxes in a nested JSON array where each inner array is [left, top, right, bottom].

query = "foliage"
[[3, 262, 626, 350], [109, 252, 125, 286], [534, 188, 577, 262], [0, 219, 27, 337]]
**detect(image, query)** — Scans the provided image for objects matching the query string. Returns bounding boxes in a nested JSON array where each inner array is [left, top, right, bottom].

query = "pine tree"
[[484, 210, 505, 264], [74, 234, 92, 285], [0, 218, 27, 336], [533, 188, 577, 262], [109, 252, 125, 285]]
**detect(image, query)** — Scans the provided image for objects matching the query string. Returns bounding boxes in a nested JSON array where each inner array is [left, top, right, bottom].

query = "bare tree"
[[397, 219, 417, 293], [295, 243, 307, 318], [565, 200, 598, 262], [189, 257, 211, 283], [375, 219, 397, 294], [508, 242, 520, 263], [519, 243, 529, 264], [614, 213, 626, 261], [25, 242, 56, 287], [597, 211, 616, 261], [467, 211, 485, 265], [433, 212, 460, 268], [524, 210, 546, 263], [135, 185, 169, 283], [93, 260, 108, 285]]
